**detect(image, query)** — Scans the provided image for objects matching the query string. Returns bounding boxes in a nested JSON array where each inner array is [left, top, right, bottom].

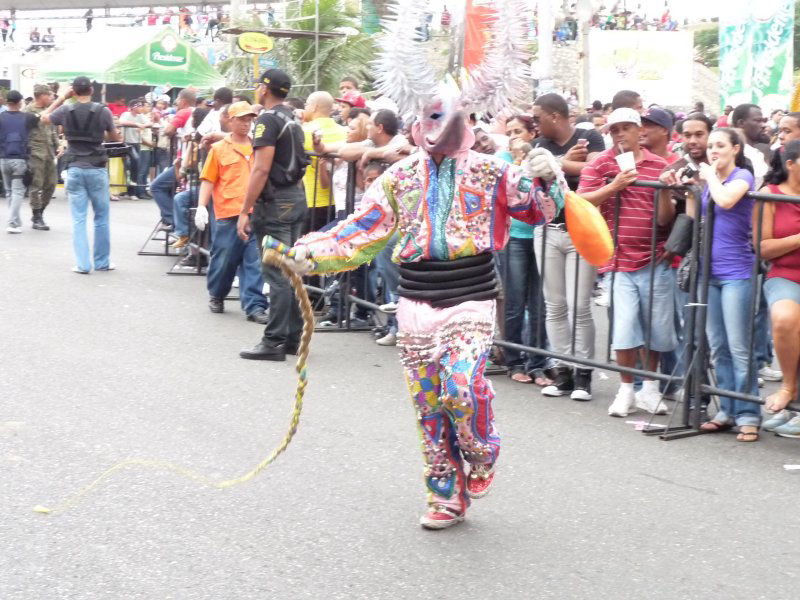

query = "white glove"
[[194, 204, 209, 231], [286, 244, 315, 275], [523, 147, 560, 182]]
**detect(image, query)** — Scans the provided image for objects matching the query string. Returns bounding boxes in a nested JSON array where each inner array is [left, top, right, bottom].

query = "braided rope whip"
[[33, 236, 314, 515]]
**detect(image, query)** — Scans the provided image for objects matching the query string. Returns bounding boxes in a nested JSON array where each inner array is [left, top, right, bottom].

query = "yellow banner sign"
[[238, 32, 274, 55]]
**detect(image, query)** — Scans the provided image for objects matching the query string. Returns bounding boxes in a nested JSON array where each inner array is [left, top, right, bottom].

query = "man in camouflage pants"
[[24, 84, 59, 230]]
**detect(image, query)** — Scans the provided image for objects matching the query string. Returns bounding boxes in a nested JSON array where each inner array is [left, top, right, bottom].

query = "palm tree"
[[285, 0, 377, 95]]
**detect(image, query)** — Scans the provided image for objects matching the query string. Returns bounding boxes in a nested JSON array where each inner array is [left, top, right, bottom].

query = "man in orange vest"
[[195, 101, 269, 323]]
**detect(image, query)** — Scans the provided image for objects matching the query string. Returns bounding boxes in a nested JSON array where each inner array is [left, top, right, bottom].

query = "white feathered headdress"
[[373, 0, 532, 116]]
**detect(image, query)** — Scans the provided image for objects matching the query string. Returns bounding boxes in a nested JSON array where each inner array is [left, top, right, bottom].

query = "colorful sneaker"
[[608, 387, 636, 417], [467, 463, 495, 499], [774, 415, 800, 439], [419, 505, 465, 530], [635, 389, 669, 415], [763, 410, 796, 432]]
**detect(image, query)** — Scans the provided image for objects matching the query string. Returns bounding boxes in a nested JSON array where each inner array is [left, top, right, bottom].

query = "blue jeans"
[[207, 217, 268, 315], [1, 158, 26, 227], [611, 263, 677, 352], [150, 166, 175, 225], [498, 236, 548, 372], [660, 283, 689, 394], [125, 143, 142, 196], [375, 234, 399, 332], [173, 188, 197, 237], [137, 148, 152, 190], [66, 167, 111, 271], [154, 149, 171, 175], [754, 284, 773, 368], [705, 277, 761, 426]]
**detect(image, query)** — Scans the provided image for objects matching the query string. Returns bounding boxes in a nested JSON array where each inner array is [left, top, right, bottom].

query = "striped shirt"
[[578, 148, 669, 272]]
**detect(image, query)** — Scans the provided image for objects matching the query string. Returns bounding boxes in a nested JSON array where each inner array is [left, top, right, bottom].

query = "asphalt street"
[[2, 191, 799, 600]]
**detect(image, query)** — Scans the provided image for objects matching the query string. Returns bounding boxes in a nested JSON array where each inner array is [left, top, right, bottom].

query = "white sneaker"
[[634, 389, 669, 415], [759, 365, 783, 382], [6, 226, 22, 234], [376, 332, 397, 346], [608, 387, 636, 417], [594, 292, 609, 307]]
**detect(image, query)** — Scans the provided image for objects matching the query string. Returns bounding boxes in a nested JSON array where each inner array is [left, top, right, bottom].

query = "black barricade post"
[[137, 126, 181, 257], [304, 157, 392, 334]]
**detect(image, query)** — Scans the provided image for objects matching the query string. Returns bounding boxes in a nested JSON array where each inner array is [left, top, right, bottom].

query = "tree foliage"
[[695, 6, 800, 71], [694, 24, 719, 68], [285, 0, 377, 96]]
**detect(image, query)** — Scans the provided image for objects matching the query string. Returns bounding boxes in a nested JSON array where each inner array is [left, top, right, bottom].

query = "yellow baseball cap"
[[228, 101, 257, 118]]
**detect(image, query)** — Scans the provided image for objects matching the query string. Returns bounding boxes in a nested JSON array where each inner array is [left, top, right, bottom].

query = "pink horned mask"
[[411, 84, 475, 157]]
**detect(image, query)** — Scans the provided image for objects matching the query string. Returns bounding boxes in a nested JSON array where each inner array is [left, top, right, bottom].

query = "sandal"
[[532, 368, 553, 387], [700, 420, 733, 433], [509, 367, 533, 384], [765, 388, 794, 414], [736, 427, 760, 443]]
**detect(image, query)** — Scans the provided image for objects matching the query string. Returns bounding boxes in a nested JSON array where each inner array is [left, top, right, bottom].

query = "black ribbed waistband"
[[397, 253, 498, 308]]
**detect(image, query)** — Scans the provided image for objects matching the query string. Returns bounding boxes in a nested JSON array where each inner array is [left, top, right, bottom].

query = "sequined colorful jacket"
[[297, 149, 560, 273]]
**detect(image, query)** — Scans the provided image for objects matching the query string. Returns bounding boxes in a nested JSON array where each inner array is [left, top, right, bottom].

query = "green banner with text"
[[719, 1, 794, 111]]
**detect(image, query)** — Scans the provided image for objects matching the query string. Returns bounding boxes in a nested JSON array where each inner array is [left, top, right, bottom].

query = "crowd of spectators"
[[552, 6, 682, 42], [3, 68, 800, 442], [467, 88, 800, 442]]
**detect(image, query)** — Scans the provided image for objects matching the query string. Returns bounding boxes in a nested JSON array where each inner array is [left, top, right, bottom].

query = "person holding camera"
[[237, 69, 310, 362], [657, 112, 713, 397]]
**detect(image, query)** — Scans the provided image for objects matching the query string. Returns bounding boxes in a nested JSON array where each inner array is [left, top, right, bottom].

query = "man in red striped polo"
[[578, 108, 677, 418]]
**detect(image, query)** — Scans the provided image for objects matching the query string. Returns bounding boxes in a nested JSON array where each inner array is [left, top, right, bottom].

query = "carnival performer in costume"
[[281, 0, 567, 529]]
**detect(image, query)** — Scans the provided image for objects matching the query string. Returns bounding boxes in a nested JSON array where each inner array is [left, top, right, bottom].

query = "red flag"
[[463, 0, 495, 70]]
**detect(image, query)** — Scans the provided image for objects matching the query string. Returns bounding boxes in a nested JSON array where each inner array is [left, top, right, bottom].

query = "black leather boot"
[[32, 209, 50, 231]]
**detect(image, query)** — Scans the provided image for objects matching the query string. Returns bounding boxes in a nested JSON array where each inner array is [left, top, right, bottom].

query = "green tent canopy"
[[41, 28, 224, 90]]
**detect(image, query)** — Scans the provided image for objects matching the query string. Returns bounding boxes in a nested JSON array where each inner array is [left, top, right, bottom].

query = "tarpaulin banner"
[[719, 0, 794, 111], [587, 30, 693, 107]]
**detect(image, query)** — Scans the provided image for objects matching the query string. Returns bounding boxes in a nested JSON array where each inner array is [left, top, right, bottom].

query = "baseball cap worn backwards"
[[259, 69, 291, 94], [72, 76, 92, 89]]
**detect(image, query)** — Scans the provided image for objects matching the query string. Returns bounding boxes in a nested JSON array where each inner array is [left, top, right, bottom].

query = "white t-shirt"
[[196, 108, 221, 137]]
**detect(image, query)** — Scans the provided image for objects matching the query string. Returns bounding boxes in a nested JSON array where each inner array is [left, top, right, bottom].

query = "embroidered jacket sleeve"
[[491, 161, 560, 249], [296, 172, 398, 274]]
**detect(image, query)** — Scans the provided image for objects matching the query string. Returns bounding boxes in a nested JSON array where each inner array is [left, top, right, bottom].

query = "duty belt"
[[397, 253, 499, 308]]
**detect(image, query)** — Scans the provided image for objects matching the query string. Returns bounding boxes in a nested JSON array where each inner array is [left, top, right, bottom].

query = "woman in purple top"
[[697, 128, 761, 441]]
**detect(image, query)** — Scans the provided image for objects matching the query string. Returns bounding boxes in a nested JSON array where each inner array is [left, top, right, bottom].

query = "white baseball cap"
[[604, 107, 641, 131]]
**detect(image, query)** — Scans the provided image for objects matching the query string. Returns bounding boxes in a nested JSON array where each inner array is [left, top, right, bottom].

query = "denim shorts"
[[611, 263, 677, 351], [764, 276, 800, 307]]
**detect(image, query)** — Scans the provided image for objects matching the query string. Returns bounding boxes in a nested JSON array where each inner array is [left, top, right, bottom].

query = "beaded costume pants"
[[398, 298, 500, 513]]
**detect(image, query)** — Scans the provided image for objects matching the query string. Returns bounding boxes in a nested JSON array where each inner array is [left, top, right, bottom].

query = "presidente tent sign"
[[147, 31, 188, 68]]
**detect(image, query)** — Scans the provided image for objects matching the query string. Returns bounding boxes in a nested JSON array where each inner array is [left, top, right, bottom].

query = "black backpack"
[[264, 108, 310, 187]]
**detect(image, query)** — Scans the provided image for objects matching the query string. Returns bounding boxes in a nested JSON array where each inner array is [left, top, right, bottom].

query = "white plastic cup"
[[615, 151, 636, 172]]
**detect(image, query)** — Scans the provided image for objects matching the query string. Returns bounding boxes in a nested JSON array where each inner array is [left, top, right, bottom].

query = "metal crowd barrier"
[[493, 178, 800, 441]]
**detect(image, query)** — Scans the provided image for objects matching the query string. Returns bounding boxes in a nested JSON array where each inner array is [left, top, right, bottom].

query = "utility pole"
[[577, 0, 593, 108], [314, 0, 320, 90], [535, 0, 555, 96]]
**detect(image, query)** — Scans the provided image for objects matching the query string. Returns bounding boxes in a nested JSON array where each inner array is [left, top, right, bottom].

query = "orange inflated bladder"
[[564, 191, 613, 267]]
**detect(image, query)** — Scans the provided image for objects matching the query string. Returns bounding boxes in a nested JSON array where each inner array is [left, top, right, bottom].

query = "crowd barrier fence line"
[[497, 179, 800, 440], [135, 151, 800, 439]]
